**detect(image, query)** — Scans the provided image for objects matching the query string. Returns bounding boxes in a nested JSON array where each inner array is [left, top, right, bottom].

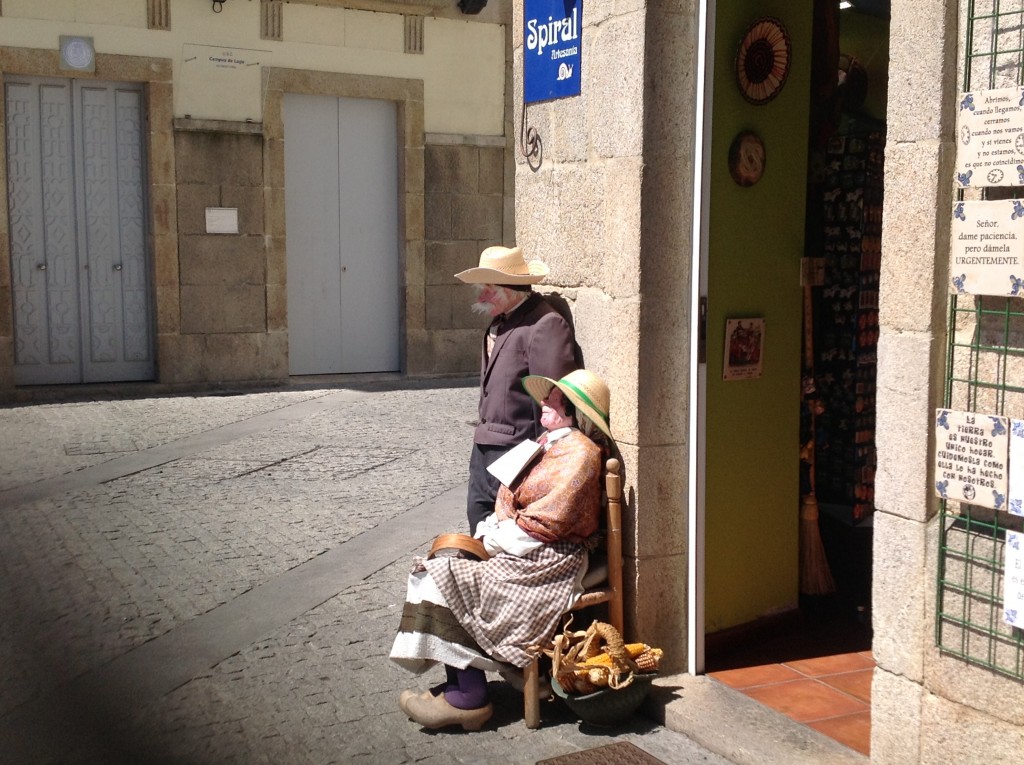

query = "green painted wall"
[[705, 2, 813, 633]]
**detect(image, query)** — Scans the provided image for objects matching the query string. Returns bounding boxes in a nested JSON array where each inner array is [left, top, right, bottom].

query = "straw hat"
[[522, 369, 612, 439], [454, 245, 548, 285]]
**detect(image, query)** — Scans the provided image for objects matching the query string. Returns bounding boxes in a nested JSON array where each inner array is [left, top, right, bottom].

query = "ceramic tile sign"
[[1004, 530, 1024, 628], [954, 86, 1024, 187], [935, 409, 1009, 511], [949, 200, 1024, 296], [1009, 420, 1024, 516]]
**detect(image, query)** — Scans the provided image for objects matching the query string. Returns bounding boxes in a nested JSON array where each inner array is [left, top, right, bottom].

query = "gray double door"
[[283, 92, 400, 375], [5, 75, 153, 385]]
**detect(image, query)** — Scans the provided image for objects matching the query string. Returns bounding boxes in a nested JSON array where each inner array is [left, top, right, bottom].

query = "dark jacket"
[[475, 292, 576, 447]]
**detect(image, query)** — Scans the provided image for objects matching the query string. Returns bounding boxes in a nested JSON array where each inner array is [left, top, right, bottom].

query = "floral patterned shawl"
[[494, 429, 601, 544]]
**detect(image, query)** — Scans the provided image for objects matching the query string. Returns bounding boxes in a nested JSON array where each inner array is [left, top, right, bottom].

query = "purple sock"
[[443, 666, 489, 710], [427, 665, 458, 697]]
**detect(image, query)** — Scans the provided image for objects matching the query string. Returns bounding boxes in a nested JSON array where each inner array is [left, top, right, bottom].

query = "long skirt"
[[390, 541, 585, 672]]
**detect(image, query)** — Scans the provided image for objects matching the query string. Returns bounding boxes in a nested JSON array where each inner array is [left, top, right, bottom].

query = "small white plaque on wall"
[[205, 207, 238, 235], [1004, 530, 1024, 628], [934, 409, 1009, 511]]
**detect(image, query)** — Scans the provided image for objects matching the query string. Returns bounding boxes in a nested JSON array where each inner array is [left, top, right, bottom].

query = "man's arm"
[[528, 310, 576, 380]]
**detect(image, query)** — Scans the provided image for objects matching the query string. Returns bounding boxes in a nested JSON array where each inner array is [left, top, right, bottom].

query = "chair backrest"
[[522, 456, 625, 729], [571, 457, 624, 635], [602, 460, 618, 634], [603, 457, 624, 635]]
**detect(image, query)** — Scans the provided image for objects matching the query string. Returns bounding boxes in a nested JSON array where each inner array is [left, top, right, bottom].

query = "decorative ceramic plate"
[[728, 131, 766, 186], [735, 17, 791, 105]]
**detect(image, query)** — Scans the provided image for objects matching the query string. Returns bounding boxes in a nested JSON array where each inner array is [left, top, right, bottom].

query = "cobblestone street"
[[0, 380, 729, 765]]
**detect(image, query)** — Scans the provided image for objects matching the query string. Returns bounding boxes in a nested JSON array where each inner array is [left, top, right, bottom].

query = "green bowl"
[[551, 673, 657, 726]]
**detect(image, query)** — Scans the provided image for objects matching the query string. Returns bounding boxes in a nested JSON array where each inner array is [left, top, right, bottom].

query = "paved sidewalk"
[[0, 379, 731, 765]]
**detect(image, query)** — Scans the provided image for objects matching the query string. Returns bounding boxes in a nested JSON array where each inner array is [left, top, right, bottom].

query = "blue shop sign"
[[523, 0, 582, 104]]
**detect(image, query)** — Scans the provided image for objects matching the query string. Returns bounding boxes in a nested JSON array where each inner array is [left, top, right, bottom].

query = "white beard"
[[471, 300, 496, 316]]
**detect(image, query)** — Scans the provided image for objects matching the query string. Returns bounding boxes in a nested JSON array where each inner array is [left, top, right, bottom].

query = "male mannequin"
[[454, 246, 577, 533]]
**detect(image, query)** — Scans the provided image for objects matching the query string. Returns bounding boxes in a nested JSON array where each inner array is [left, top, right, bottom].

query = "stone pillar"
[[514, 1, 700, 670], [632, 0, 701, 673], [873, 0, 958, 758]]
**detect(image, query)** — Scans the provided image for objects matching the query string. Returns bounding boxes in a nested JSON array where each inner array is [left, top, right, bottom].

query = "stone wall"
[[513, 1, 700, 671], [0, 58, 512, 393], [871, 0, 954, 752], [161, 125, 284, 384], [873, 0, 1024, 760], [632, 2, 700, 670], [420, 137, 509, 376], [0, 4, 513, 394]]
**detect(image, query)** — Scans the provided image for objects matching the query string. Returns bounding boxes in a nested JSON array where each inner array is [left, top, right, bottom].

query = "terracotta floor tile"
[[742, 678, 868, 723], [783, 651, 876, 677], [808, 711, 872, 756], [709, 663, 804, 689], [820, 668, 873, 702]]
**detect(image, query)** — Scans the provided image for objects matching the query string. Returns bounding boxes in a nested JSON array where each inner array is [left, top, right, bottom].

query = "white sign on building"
[[934, 409, 1009, 511], [205, 207, 239, 235], [954, 86, 1024, 187], [179, 44, 270, 122]]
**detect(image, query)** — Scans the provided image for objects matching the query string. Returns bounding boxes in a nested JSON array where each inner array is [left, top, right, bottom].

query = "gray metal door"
[[5, 76, 153, 385], [283, 92, 399, 375]]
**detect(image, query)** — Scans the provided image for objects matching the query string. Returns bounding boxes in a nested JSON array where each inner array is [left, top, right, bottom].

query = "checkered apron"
[[391, 542, 584, 670]]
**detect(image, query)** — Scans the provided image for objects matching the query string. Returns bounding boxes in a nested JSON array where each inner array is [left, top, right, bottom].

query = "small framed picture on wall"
[[723, 318, 765, 381]]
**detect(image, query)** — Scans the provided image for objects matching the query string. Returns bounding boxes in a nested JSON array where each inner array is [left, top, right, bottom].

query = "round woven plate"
[[428, 533, 489, 561], [735, 16, 791, 106]]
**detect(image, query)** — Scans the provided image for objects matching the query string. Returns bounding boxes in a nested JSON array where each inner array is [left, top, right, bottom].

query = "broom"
[[800, 280, 836, 595]]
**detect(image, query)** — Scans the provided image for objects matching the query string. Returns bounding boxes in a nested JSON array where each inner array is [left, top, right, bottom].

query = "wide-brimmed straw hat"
[[454, 245, 548, 285], [522, 369, 612, 439]]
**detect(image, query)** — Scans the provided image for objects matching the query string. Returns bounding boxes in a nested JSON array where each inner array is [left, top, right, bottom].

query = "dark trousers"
[[467, 444, 508, 535]]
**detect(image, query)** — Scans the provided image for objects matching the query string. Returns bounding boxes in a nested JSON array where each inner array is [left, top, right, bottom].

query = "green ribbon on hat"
[[559, 378, 608, 422]]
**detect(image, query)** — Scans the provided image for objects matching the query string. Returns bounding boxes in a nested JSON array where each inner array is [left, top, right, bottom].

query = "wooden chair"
[[523, 457, 624, 728]]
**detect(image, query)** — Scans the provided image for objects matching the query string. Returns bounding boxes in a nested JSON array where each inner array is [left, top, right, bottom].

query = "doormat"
[[536, 741, 667, 765]]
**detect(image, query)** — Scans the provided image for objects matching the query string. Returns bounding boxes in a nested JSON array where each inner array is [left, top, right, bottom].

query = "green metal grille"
[[938, 297, 1024, 679], [935, 0, 1024, 680], [963, 2, 1024, 91]]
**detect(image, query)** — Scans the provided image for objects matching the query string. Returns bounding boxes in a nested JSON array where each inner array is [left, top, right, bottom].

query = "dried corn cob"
[[544, 619, 664, 694], [634, 647, 663, 672]]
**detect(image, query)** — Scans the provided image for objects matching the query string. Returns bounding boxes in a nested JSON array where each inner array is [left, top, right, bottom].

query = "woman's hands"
[[475, 513, 545, 557]]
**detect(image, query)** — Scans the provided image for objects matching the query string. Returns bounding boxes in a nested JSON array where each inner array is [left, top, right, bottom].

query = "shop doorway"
[[699, 1, 888, 756], [5, 76, 154, 385]]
